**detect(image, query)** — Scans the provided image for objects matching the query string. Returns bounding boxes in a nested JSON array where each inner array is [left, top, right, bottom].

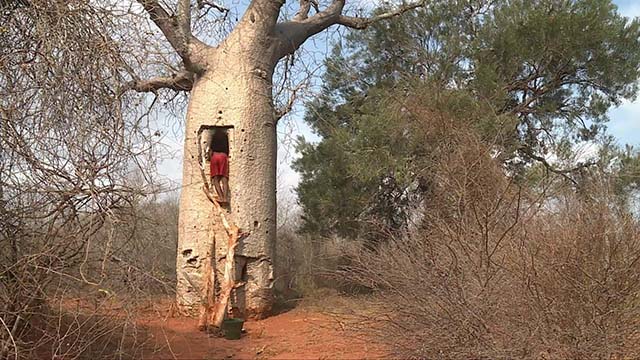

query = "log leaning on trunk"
[[197, 186, 242, 331], [196, 147, 243, 331], [210, 223, 239, 328]]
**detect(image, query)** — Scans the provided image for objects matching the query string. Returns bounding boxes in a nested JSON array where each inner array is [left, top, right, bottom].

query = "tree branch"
[[275, 0, 425, 58], [177, 0, 192, 42], [136, 0, 201, 70], [233, 0, 287, 38], [519, 146, 595, 186], [293, 0, 319, 21], [274, 0, 345, 58], [136, 0, 182, 51], [197, 0, 229, 14], [125, 71, 194, 93], [275, 81, 306, 120], [337, 0, 426, 29]]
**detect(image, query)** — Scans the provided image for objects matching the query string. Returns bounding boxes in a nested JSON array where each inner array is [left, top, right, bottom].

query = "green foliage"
[[295, 82, 513, 238], [474, 0, 640, 148], [296, 0, 640, 238]]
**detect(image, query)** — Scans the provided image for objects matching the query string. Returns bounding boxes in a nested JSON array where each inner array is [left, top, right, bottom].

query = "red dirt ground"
[[138, 306, 388, 359]]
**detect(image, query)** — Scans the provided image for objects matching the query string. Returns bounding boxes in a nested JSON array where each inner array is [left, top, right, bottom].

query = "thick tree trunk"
[[176, 45, 277, 319]]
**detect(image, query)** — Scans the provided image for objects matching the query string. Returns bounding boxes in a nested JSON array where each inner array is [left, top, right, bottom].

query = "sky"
[[608, 0, 640, 145], [156, 0, 640, 202]]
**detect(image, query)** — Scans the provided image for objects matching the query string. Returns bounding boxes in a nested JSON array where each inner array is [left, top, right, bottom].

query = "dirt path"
[[138, 307, 387, 359]]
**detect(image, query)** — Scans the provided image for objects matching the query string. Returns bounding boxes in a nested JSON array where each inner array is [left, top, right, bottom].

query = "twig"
[[0, 315, 18, 360]]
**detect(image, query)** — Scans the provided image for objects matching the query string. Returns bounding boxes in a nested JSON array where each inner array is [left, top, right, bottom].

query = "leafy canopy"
[[295, 0, 640, 238]]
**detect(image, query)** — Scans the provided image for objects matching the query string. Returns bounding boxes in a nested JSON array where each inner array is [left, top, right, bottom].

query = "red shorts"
[[210, 152, 229, 178]]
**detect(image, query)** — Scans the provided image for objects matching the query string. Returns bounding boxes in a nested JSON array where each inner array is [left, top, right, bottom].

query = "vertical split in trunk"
[[177, 51, 277, 319]]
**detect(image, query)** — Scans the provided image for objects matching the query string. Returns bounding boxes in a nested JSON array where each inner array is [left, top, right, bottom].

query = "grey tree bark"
[[177, 40, 279, 318]]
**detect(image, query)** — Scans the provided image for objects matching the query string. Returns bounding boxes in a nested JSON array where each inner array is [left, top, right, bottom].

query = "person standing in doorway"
[[209, 128, 229, 204]]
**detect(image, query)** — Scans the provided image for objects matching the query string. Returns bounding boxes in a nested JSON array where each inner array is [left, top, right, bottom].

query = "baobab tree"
[[127, 0, 424, 319], [2, 0, 423, 321]]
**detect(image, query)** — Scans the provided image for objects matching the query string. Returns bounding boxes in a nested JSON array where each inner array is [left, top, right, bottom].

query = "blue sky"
[[609, 1, 640, 146], [157, 0, 640, 198]]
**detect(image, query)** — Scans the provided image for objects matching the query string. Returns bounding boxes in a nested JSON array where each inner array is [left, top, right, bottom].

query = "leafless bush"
[[340, 120, 640, 358], [87, 194, 179, 296], [0, 185, 179, 359], [275, 191, 352, 300], [0, 1, 182, 358], [276, 230, 355, 300]]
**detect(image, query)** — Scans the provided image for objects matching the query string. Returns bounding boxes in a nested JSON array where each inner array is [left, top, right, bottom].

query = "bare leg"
[[212, 175, 224, 201], [220, 176, 229, 203]]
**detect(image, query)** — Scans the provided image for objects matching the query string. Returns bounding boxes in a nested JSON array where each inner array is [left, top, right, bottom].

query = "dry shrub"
[[0, 195, 179, 359], [0, 2, 186, 358], [1, 1, 181, 357], [275, 203, 373, 308], [341, 120, 640, 358], [12, 286, 148, 359], [276, 227, 349, 300], [275, 193, 356, 300]]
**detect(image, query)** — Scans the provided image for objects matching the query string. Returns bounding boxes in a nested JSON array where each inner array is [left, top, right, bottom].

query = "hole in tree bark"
[[254, 221, 259, 228], [182, 249, 192, 257]]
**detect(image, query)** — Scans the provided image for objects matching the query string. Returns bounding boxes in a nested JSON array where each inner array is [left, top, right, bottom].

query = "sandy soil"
[[138, 306, 388, 359]]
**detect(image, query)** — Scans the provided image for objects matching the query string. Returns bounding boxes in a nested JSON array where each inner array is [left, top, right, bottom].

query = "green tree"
[[296, 0, 640, 238]]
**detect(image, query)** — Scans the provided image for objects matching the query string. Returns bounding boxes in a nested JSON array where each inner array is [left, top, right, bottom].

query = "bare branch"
[[233, 0, 287, 38], [177, 0, 192, 40], [275, 81, 306, 120], [337, 0, 426, 29], [197, 0, 229, 14], [519, 146, 594, 186], [136, 0, 183, 51], [126, 71, 194, 93], [274, 0, 345, 57], [136, 0, 202, 69], [275, 0, 425, 58], [310, 0, 320, 13], [293, 0, 313, 21]]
